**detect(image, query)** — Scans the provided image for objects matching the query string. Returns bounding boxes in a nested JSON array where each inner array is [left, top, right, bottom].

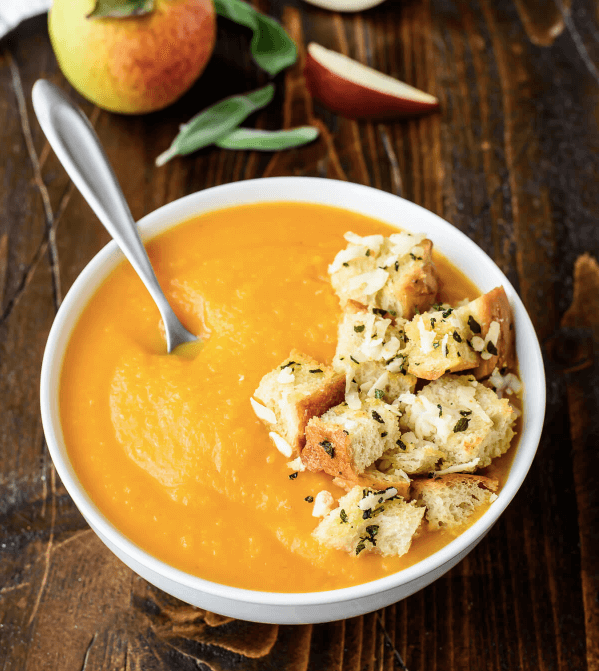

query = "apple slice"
[[304, 42, 439, 120], [301, 0, 387, 11]]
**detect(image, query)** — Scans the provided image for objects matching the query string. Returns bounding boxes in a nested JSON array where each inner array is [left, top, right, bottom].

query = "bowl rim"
[[40, 176, 546, 607]]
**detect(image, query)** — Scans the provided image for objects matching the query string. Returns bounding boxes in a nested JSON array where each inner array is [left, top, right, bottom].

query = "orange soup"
[[60, 202, 514, 592]]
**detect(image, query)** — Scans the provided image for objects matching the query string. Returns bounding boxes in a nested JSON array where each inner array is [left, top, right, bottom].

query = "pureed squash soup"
[[60, 202, 516, 592]]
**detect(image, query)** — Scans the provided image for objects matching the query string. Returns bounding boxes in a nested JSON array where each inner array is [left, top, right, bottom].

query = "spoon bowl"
[[31, 79, 198, 353]]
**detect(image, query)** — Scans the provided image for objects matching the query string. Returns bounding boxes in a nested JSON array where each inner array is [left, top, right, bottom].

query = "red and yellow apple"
[[49, 0, 216, 114], [304, 42, 439, 120]]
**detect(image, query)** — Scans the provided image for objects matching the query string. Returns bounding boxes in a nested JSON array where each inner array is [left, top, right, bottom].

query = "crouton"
[[404, 309, 479, 379], [313, 486, 425, 557], [328, 231, 438, 319], [333, 300, 406, 368], [332, 301, 416, 403], [253, 350, 345, 457], [374, 431, 445, 476], [411, 473, 499, 529], [462, 287, 515, 378], [302, 399, 410, 496], [398, 375, 515, 470], [350, 361, 416, 404], [403, 287, 515, 380]]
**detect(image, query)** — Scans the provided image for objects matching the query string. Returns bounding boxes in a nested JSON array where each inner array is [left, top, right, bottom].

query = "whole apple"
[[49, 0, 217, 114]]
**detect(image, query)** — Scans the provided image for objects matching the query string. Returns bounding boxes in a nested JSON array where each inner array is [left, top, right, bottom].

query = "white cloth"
[[0, 0, 51, 40]]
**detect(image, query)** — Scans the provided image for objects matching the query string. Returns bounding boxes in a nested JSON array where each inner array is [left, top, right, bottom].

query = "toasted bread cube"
[[313, 486, 425, 557], [403, 287, 514, 380], [333, 301, 416, 403], [333, 300, 406, 368], [340, 360, 416, 406], [328, 232, 438, 319], [302, 399, 410, 496], [398, 375, 515, 470], [411, 473, 499, 529], [404, 310, 479, 379], [460, 287, 515, 378], [253, 350, 345, 457], [374, 431, 445, 476]]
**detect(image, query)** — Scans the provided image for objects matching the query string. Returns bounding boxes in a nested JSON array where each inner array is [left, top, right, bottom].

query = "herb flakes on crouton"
[[403, 287, 515, 380], [329, 232, 439, 319], [398, 375, 515, 471], [313, 486, 424, 557], [411, 473, 499, 529], [253, 350, 345, 457]]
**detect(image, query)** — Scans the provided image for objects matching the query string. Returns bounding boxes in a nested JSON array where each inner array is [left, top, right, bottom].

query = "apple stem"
[[155, 145, 178, 167]]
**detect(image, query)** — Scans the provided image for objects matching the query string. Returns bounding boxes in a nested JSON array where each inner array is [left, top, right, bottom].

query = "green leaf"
[[87, 0, 154, 19], [155, 84, 275, 166], [213, 0, 297, 76], [216, 126, 319, 151]]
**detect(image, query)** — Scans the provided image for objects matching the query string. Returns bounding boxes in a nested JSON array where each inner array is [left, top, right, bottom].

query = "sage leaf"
[[88, 0, 154, 19], [213, 0, 297, 76], [216, 126, 319, 151], [155, 84, 275, 166]]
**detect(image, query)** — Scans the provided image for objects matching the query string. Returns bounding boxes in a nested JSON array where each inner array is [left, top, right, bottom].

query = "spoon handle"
[[31, 80, 196, 352]]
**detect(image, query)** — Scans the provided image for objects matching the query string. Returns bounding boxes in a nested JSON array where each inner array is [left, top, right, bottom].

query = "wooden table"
[[2, 1, 599, 668]]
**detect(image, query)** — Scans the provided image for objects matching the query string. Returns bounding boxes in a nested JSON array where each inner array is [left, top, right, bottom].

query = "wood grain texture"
[[1, 1, 599, 669]]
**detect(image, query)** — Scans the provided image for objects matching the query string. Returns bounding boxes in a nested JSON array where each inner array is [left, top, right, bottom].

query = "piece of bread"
[[404, 309, 479, 379], [398, 374, 515, 470], [253, 350, 345, 457], [313, 486, 425, 557], [375, 431, 445, 476], [333, 300, 406, 368], [350, 361, 416, 403], [403, 287, 515, 380], [302, 399, 410, 496], [328, 231, 438, 319], [332, 300, 416, 403], [411, 473, 499, 529], [460, 287, 515, 378]]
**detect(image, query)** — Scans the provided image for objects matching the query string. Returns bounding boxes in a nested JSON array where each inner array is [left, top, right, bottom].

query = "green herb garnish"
[[453, 330, 462, 343], [487, 341, 498, 355], [340, 509, 348, 523], [468, 316, 481, 334], [216, 126, 318, 151], [371, 410, 384, 424], [354, 324, 365, 333], [305, 495, 313, 502], [319, 440, 335, 458], [213, 0, 297, 75], [289, 472, 298, 480], [374, 389, 384, 400], [437, 404, 442, 417], [453, 417, 470, 432], [156, 84, 275, 166]]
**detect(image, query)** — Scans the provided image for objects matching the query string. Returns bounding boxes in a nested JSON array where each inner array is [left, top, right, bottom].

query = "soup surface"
[[60, 202, 514, 592]]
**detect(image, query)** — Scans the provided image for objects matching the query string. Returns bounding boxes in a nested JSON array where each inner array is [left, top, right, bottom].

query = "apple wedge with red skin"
[[304, 43, 439, 120]]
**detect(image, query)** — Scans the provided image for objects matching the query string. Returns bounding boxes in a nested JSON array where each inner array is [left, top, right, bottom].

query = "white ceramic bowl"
[[40, 177, 545, 624]]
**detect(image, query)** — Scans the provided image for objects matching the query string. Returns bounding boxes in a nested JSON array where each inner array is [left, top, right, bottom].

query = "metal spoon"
[[31, 79, 198, 353]]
